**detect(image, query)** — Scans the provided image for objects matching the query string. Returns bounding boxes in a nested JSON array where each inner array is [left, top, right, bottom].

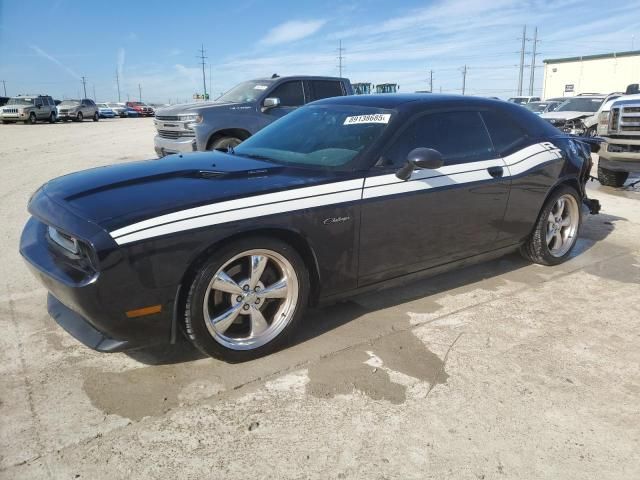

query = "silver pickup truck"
[[154, 75, 353, 157], [597, 85, 640, 186]]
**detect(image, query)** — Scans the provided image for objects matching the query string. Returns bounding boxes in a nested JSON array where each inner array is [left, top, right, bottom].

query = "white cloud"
[[168, 48, 182, 56], [29, 45, 81, 80], [261, 19, 326, 46]]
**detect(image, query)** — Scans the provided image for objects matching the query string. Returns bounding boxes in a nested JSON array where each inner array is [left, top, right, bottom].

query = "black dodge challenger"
[[21, 94, 600, 361]]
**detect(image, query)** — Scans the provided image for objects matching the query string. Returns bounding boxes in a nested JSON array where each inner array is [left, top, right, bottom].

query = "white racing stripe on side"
[[363, 169, 494, 200], [114, 189, 362, 245], [110, 178, 364, 238], [507, 149, 562, 177]]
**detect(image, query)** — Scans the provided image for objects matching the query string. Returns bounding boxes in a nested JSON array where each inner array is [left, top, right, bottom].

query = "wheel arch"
[[206, 128, 252, 150], [173, 227, 322, 336]]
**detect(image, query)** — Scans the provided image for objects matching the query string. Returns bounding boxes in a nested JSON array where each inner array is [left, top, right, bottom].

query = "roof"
[[312, 93, 501, 109], [543, 50, 640, 64]]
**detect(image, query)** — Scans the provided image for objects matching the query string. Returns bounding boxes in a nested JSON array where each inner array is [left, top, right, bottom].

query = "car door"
[[262, 80, 306, 120], [358, 109, 511, 285], [34, 97, 46, 119]]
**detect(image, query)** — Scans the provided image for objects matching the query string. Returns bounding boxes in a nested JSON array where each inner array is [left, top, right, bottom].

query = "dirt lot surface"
[[1, 119, 639, 479]]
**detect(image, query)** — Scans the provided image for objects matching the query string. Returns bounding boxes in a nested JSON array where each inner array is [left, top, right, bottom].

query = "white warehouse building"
[[542, 50, 640, 99]]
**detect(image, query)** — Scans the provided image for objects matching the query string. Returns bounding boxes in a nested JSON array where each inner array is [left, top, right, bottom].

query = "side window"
[[35, 97, 43, 107], [481, 110, 528, 155], [269, 81, 305, 107], [382, 111, 495, 167], [309, 80, 343, 101], [88, 100, 95, 106]]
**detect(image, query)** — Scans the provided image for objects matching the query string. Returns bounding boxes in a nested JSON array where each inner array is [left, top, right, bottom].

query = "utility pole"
[[81, 76, 88, 98], [197, 44, 208, 99], [461, 65, 467, 95], [115, 69, 121, 102], [209, 63, 212, 100], [517, 25, 527, 96], [1, 80, 6, 96], [92, 84, 96, 100], [528, 26, 539, 96], [337, 40, 345, 77], [429, 70, 433, 93], [138, 84, 142, 102]]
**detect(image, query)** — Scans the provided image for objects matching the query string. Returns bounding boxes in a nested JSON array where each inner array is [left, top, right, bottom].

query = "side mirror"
[[395, 148, 444, 180], [262, 97, 280, 111]]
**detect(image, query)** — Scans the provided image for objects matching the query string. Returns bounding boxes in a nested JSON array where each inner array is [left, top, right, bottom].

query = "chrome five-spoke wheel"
[[203, 249, 299, 351], [546, 194, 579, 257]]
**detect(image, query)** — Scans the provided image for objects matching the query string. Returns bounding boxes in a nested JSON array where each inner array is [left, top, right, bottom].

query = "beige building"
[[542, 50, 640, 99]]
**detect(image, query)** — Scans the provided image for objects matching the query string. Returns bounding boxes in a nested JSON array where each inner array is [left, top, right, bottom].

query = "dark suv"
[[154, 75, 353, 157]]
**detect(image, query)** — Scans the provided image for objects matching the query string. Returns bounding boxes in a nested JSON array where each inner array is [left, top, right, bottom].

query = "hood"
[[156, 101, 250, 116], [610, 94, 640, 109], [40, 152, 341, 233], [540, 111, 591, 121]]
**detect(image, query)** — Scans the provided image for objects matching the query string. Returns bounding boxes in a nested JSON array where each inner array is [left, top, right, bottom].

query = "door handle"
[[487, 166, 503, 178]]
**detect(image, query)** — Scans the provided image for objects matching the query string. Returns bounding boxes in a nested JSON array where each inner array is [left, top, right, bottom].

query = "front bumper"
[[20, 215, 174, 352], [1, 112, 28, 121], [154, 134, 197, 157], [599, 137, 640, 172]]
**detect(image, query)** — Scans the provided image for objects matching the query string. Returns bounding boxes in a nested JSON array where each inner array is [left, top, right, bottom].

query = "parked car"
[[507, 96, 540, 105], [56, 99, 99, 122], [106, 102, 128, 117], [97, 103, 116, 118], [540, 95, 606, 135], [126, 101, 155, 117], [523, 101, 561, 115], [20, 94, 600, 361], [125, 106, 139, 117], [597, 90, 640, 186], [1, 95, 57, 124], [153, 75, 354, 157]]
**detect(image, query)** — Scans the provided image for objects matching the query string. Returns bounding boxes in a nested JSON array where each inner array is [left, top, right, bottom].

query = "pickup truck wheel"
[[93, 112, 99, 122], [520, 185, 581, 266], [75, 112, 83, 122], [26, 113, 37, 125], [210, 136, 242, 151], [597, 165, 628, 187], [184, 237, 309, 361]]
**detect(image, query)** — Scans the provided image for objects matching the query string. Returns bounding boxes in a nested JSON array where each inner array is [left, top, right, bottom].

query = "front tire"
[[584, 126, 597, 137], [210, 136, 242, 151], [75, 112, 83, 122], [520, 185, 581, 266], [26, 113, 37, 125], [49, 112, 56, 123], [93, 112, 99, 122], [184, 237, 309, 361], [597, 165, 628, 187]]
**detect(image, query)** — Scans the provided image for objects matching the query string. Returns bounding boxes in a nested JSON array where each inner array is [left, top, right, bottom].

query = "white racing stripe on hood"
[[110, 142, 564, 245]]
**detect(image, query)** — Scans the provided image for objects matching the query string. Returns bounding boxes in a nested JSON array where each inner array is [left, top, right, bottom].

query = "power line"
[[115, 69, 121, 102], [517, 25, 526, 96], [337, 40, 345, 77], [529, 26, 539, 96], [197, 44, 208, 98]]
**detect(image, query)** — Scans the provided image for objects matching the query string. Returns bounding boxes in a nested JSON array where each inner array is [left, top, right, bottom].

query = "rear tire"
[[183, 236, 309, 362], [520, 185, 581, 266], [49, 112, 56, 123], [597, 165, 628, 187], [210, 136, 242, 151]]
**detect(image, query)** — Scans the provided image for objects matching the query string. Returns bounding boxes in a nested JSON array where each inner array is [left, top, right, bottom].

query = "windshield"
[[8, 97, 34, 106], [108, 103, 122, 108], [59, 100, 80, 106], [234, 105, 393, 169], [525, 103, 551, 113], [216, 80, 273, 103], [556, 97, 604, 113], [508, 97, 528, 105], [97, 103, 108, 108]]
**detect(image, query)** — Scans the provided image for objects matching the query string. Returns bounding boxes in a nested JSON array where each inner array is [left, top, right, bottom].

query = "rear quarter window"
[[309, 81, 344, 101], [481, 110, 529, 155]]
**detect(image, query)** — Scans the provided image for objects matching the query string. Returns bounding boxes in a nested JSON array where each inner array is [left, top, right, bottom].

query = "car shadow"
[[125, 211, 624, 366]]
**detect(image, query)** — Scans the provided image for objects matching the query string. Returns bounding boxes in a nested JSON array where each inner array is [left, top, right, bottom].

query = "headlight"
[[598, 110, 610, 126], [179, 114, 203, 123]]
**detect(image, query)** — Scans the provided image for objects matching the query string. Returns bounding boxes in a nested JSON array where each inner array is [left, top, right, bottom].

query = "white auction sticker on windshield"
[[253, 85, 268, 90], [344, 114, 390, 125]]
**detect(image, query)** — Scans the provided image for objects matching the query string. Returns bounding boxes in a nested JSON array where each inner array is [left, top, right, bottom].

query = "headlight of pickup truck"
[[179, 114, 203, 123], [598, 110, 610, 126]]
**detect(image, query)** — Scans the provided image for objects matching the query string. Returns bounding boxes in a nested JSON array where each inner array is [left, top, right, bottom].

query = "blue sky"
[[0, 0, 638, 102]]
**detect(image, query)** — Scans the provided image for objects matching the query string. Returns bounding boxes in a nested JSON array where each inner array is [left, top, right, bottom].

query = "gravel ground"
[[0, 119, 639, 479]]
